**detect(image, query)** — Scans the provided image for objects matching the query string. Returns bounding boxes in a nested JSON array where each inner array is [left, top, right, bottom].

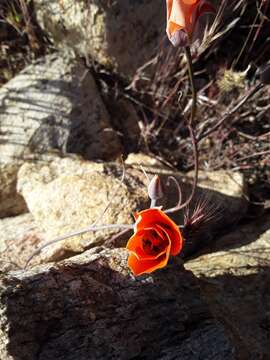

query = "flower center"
[[141, 229, 167, 256]]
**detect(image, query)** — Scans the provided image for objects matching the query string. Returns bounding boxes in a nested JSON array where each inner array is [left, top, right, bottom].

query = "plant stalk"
[[185, 46, 197, 126]]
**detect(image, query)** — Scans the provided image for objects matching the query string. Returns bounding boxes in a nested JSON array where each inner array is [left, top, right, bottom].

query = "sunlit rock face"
[[0, 52, 121, 164], [34, 0, 165, 79]]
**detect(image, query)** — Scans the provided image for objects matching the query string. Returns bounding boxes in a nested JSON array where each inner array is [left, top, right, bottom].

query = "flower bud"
[[148, 175, 164, 201], [166, 0, 215, 48], [169, 29, 189, 47], [259, 63, 270, 85]]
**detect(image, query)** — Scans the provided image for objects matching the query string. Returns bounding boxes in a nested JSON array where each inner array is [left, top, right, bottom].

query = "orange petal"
[[156, 224, 183, 256], [167, 0, 200, 37], [135, 209, 172, 231], [128, 242, 171, 276], [183, 0, 200, 4], [133, 209, 183, 256], [167, 1, 188, 36], [127, 227, 169, 261], [126, 231, 144, 254]]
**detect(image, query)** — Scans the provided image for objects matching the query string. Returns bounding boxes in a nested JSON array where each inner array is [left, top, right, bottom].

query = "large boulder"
[[34, 0, 165, 78], [0, 247, 236, 360], [17, 153, 248, 263], [0, 53, 122, 216], [17, 154, 148, 262], [0, 52, 121, 163]]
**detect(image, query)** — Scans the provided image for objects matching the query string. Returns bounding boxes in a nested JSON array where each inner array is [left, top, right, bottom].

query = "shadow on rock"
[[198, 266, 270, 360], [0, 247, 235, 360], [186, 214, 270, 359]]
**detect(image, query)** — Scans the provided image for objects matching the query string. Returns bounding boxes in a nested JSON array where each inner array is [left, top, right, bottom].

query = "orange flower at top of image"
[[166, 0, 215, 47], [126, 208, 183, 276]]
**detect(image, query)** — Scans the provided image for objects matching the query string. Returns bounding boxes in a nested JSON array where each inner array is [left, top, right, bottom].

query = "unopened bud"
[[259, 63, 270, 85], [148, 175, 164, 201]]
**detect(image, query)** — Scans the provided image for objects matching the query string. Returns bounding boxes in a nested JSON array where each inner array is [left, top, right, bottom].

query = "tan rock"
[[34, 0, 165, 78], [17, 155, 149, 262], [125, 153, 170, 171], [193, 170, 246, 198], [17, 153, 248, 264], [0, 162, 27, 218], [185, 214, 270, 277], [0, 213, 42, 272]]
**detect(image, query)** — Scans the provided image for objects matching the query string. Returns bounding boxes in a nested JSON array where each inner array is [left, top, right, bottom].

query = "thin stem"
[[167, 176, 183, 208], [24, 224, 133, 269], [165, 47, 198, 214], [184, 46, 197, 126], [104, 228, 132, 248], [165, 126, 198, 214]]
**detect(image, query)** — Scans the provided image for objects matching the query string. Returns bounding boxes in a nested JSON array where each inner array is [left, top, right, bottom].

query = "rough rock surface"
[[17, 154, 149, 262], [0, 52, 121, 163], [186, 213, 270, 359], [0, 52, 122, 218], [0, 213, 43, 272], [0, 247, 236, 360], [34, 0, 165, 78], [109, 99, 141, 153], [17, 153, 247, 263], [0, 162, 27, 218]]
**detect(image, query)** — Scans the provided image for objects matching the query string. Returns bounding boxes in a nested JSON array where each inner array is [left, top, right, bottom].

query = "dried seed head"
[[218, 68, 248, 93], [259, 63, 270, 85], [148, 175, 164, 201]]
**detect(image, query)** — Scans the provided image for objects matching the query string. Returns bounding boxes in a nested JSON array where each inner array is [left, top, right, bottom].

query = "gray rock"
[[0, 52, 121, 163], [34, 0, 165, 78], [186, 213, 270, 358], [0, 53, 122, 216], [0, 247, 236, 360]]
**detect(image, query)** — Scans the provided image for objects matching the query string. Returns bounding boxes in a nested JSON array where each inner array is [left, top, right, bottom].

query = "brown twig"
[[24, 223, 133, 269], [167, 176, 183, 208], [198, 83, 265, 143], [236, 149, 270, 163]]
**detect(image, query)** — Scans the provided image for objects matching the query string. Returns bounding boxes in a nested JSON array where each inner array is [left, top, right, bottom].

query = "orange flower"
[[166, 0, 215, 46], [126, 208, 183, 276]]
